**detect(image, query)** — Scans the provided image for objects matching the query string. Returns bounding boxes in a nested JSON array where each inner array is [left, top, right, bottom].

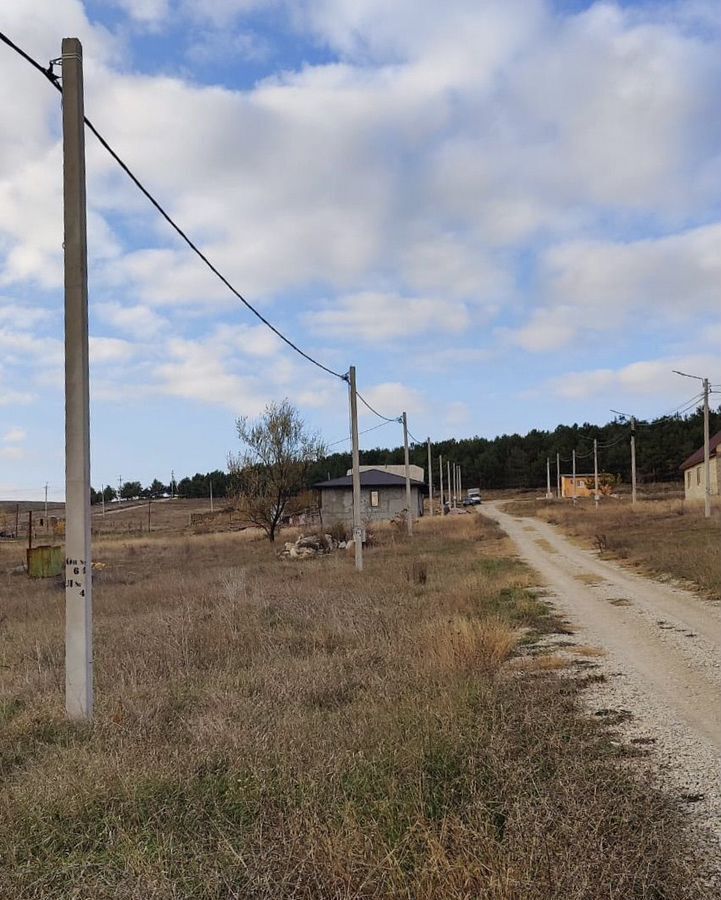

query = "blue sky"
[[1, 0, 720, 500]]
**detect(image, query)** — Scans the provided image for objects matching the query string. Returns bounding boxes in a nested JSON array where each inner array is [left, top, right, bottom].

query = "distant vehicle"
[[462, 496, 481, 506], [467, 488, 481, 500]]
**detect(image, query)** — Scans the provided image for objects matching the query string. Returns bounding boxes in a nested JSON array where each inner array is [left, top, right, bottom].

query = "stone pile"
[[281, 533, 347, 559]]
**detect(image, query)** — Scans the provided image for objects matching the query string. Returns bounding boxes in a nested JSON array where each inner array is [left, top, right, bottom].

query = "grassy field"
[[0, 513, 707, 898], [503, 497, 721, 599]]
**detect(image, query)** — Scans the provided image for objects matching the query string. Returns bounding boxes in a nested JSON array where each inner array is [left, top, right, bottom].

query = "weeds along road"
[[484, 500, 721, 856]]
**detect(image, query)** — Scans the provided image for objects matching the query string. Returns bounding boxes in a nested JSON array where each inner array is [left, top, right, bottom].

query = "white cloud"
[[3, 427, 26, 444], [95, 302, 168, 339], [150, 324, 322, 414], [511, 223, 721, 351], [306, 291, 469, 342], [0, 446, 24, 461], [445, 400, 470, 429], [546, 354, 721, 403], [358, 382, 424, 420], [0, 424, 27, 461], [89, 336, 137, 365], [113, 0, 170, 26]]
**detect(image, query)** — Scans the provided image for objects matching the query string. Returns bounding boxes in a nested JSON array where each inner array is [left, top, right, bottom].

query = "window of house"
[[370, 490, 379, 508]]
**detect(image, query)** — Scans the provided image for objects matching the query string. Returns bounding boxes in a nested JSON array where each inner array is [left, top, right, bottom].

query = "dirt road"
[[485, 501, 721, 853]]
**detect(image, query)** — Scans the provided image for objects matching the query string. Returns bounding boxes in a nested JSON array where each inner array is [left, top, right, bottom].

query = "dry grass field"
[[503, 497, 721, 599], [0, 514, 707, 898]]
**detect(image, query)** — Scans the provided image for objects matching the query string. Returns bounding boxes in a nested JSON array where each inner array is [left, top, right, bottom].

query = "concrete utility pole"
[[572, 449, 577, 506], [209, 478, 214, 513], [593, 439, 599, 509], [44, 482, 49, 524], [439, 455, 444, 512], [427, 437, 433, 516], [546, 458, 552, 499], [556, 451, 561, 499], [348, 367, 363, 571], [704, 378, 711, 519], [170, 470, 175, 499], [402, 412, 413, 535], [612, 409, 639, 507], [62, 37, 92, 720], [118, 475, 123, 502], [631, 418, 637, 507], [101, 484, 105, 518], [457, 465, 462, 502], [447, 460, 451, 508]]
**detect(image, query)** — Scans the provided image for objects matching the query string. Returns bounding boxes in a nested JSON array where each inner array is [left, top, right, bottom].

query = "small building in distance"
[[680, 431, 721, 502], [560, 474, 596, 498], [314, 468, 424, 528]]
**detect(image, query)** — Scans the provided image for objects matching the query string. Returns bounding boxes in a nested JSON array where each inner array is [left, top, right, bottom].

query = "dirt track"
[[485, 501, 721, 857]]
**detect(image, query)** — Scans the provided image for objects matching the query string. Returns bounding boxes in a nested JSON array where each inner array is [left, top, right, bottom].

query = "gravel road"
[[484, 501, 721, 871]]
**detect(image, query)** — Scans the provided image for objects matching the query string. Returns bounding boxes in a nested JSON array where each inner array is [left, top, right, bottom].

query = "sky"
[[0, 0, 720, 500]]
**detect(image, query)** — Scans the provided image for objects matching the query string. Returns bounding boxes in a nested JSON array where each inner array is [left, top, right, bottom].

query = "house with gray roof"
[[314, 468, 424, 528]]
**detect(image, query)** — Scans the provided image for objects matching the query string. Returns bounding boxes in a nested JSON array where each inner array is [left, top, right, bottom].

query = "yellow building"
[[560, 474, 596, 498], [680, 431, 721, 502]]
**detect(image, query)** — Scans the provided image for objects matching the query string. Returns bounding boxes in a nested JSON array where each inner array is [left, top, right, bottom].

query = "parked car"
[[462, 496, 481, 506]]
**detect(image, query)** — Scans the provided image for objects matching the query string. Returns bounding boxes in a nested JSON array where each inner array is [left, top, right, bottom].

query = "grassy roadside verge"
[[0, 515, 707, 898], [503, 497, 721, 599]]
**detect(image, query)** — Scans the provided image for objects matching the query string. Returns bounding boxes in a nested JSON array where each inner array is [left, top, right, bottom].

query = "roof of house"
[[314, 470, 425, 489], [345, 464, 425, 482], [680, 431, 721, 471]]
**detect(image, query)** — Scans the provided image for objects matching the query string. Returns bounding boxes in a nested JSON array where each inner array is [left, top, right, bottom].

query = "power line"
[[326, 419, 394, 449], [596, 432, 629, 449], [355, 390, 401, 424], [0, 29, 346, 382]]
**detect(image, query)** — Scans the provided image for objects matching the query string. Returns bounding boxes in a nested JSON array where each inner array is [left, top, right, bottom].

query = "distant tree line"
[[90, 405, 720, 503], [307, 406, 721, 491], [90, 470, 232, 504]]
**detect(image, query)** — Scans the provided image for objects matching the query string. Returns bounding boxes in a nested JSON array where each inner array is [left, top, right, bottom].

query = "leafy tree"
[[148, 479, 167, 497], [228, 399, 325, 541], [120, 481, 142, 500], [102, 485, 116, 503]]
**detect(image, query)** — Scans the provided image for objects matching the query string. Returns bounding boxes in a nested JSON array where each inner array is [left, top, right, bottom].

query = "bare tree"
[[228, 399, 325, 542]]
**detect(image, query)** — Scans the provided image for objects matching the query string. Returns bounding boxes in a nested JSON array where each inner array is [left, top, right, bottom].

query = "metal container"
[[27, 545, 64, 578]]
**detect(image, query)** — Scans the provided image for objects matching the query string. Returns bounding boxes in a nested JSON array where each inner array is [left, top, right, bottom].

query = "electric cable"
[[326, 419, 394, 449], [0, 29, 346, 381], [354, 390, 402, 424]]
